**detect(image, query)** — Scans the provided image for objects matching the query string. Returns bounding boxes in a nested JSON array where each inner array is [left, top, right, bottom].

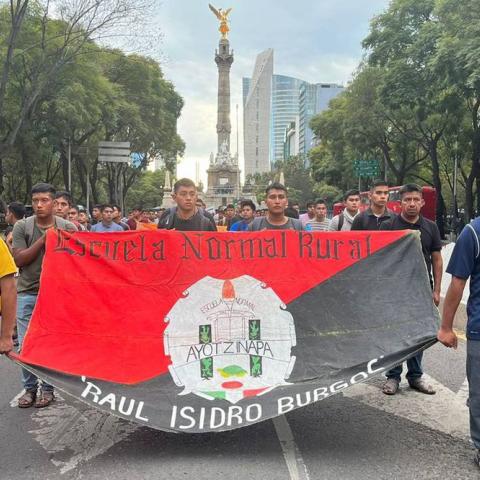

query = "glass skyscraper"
[[243, 49, 273, 177], [243, 49, 343, 174], [298, 82, 344, 162], [270, 75, 304, 166]]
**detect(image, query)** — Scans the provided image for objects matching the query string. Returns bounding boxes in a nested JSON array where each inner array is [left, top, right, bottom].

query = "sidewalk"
[[439, 242, 469, 330]]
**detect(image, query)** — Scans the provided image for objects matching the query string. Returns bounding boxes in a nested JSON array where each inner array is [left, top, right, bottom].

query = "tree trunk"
[[0, 1, 30, 116], [465, 173, 475, 222], [73, 154, 87, 206], [89, 158, 99, 205], [0, 157, 4, 196], [60, 151, 69, 191], [429, 138, 445, 237], [21, 143, 32, 202], [473, 103, 480, 221]]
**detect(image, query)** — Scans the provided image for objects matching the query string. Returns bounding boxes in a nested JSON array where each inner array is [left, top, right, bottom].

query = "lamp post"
[[452, 140, 458, 237]]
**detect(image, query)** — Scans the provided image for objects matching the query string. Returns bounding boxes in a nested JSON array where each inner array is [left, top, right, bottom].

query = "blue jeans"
[[16, 293, 53, 393], [467, 340, 480, 449], [386, 351, 423, 382]]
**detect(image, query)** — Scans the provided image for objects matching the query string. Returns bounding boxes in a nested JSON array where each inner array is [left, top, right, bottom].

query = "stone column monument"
[[204, 5, 243, 208], [215, 38, 233, 153]]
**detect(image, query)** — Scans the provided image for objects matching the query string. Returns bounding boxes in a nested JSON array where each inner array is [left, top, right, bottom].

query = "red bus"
[[332, 186, 436, 221]]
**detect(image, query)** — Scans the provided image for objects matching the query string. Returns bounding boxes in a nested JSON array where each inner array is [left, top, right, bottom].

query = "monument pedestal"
[[204, 160, 241, 208]]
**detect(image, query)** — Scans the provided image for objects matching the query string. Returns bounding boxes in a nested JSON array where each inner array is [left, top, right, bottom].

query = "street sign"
[[98, 141, 131, 163], [353, 159, 380, 178]]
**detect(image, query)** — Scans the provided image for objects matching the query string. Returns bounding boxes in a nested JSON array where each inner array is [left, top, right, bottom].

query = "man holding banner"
[[12, 183, 77, 408], [380, 184, 442, 395], [439, 216, 480, 468]]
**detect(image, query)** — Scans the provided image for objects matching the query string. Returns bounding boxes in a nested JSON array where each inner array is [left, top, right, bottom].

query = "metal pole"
[[358, 175, 361, 191], [384, 157, 387, 182], [86, 163, 90, 214], [68, 137, 72, 191], [119, 163, 124, 214], [453, 141, 458, 203], [452, 141, 458, 237]]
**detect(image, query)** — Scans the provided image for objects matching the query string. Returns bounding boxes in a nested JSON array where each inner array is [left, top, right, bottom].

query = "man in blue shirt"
[[91, 204, 124, 232], [230, 200, 256, 231], [438, 217, 480, 468]]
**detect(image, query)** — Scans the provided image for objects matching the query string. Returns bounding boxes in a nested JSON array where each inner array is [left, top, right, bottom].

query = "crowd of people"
[[0, 176, 480, 467]]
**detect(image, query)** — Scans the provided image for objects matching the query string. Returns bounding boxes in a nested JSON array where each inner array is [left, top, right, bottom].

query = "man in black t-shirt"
[[380, 184, 442, 396], [158, 178, 216, 232], [351, 179, 395, 230]]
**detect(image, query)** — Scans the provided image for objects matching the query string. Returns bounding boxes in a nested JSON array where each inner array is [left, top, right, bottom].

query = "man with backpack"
[[248, 183, 303, 231], [157, 178, 217, 232], [329, 189, 361, 231], [11, 183, 77, 408], [351, 180, 395, 231]]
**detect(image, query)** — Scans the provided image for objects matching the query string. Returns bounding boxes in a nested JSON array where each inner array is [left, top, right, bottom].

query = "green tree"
[[432, 0, 480, 220], [363, 0, 462, 234], [125, 169, 165, 210]]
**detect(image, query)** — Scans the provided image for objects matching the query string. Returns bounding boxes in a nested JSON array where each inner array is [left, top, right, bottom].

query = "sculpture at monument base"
[[160, 170, 176, 209]]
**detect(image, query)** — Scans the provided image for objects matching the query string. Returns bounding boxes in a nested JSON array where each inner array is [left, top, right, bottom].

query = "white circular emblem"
[[164, 275, 297, 404]]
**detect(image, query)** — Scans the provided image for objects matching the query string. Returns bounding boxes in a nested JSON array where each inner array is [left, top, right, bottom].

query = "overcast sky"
[[152, 0, 390, 182]]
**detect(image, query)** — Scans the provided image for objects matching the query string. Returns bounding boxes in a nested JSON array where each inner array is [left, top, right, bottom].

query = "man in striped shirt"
[[306, 199, 330, 231]]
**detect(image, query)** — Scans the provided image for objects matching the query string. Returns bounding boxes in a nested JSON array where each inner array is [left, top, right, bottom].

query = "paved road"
[[1, 335, 477, 480]]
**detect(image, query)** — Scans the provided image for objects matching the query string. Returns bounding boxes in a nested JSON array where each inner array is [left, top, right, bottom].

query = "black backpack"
[[158, 207, 214, 230], [249, 216, 303, 231]]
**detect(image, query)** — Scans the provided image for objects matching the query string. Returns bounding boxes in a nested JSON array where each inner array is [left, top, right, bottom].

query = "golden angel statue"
[[208, 4, 232, 39]]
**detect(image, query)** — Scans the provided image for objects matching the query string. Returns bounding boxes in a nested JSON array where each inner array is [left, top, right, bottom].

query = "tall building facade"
[[283, 117, 299, 160], [243, 49, 273, 177], [243, 50, 344, 175], [298, 82, 344, 160], [270, 75, 304, 166]]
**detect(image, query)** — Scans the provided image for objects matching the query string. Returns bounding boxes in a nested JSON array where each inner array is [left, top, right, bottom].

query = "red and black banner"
[[11, 229, 439, 432]]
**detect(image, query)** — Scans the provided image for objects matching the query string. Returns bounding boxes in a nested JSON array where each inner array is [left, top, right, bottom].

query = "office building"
[[298, 82, 344, 161], [270, 74, 304, 165], [243, 49, 273, 177]]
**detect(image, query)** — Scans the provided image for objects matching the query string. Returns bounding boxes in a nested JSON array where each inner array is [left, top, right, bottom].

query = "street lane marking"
[[273, 415, 311, 480], [10, 390, 25, 407], [456, 377, 469, 406], [344, 374, 469, 440]]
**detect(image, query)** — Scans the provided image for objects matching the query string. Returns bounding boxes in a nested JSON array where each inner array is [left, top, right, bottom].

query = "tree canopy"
[[308, 0, 480, 233], [0, 1, 184, 210]]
